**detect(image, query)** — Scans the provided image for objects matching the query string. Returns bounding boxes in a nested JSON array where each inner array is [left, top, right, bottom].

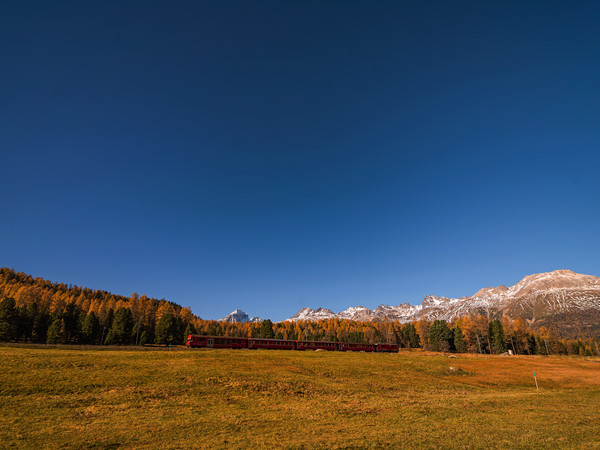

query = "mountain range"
[[287, 270, 600, 337]]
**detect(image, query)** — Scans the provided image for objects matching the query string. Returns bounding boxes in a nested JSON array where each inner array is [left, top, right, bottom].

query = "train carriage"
[[248, 338, 296, 350], [186, 335, 247, 349], [375, 343, 399, 353], [296, 340, 339, 351], [338, 342, 375, 352]]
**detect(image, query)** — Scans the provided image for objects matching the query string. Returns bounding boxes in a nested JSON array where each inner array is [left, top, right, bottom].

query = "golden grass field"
[[1, 345, 599, 448]]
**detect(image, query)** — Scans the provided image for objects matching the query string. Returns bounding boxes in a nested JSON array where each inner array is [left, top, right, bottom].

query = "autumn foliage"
[[1, 267, 599, 355]]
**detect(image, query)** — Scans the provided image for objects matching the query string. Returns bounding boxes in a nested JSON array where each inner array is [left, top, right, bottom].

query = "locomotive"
[[186, 335, 399, 352]]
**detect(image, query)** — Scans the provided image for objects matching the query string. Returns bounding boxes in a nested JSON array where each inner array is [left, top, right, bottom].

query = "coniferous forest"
[[0, 267, 598, 355]]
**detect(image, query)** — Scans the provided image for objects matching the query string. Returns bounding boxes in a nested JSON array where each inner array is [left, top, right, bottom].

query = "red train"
[[186, 335, 399, 352]]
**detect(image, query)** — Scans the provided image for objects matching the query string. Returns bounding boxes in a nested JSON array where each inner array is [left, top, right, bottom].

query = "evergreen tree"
[[105, 308, 115, 330], [62, 303, 81, 344], [144, 323, 156, 345], [155, 313, 179, 345], [32, 309, 51, 343], [109, 307, 134, 345], [104, 328, 115, 345], [0, 297, 18, 341], [81, 311, 100, 344], [453, 325, 467, 353], [77, 312, 87, 343], [401, 323, 421, 349], [259, 319, 275, 339], [46, 318, 64, 344], [16, 304, 34, 341], [527, 334, 538, 355], [26, 303, 40, 339], [176, 316, 185, 344], [428, 320, 453, 352], [488, 320, 507, 354]]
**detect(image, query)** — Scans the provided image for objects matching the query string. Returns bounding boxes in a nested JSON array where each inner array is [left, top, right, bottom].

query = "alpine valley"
[[287, 270, 600, 338]]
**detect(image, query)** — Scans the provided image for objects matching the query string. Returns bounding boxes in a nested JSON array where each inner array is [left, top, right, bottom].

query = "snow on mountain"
[[338, 306, 373, 321], [373, 303, 422, 321], [288, 307, 337, 321], [284, 270, 600, 333], [219, 309, 262, 323]]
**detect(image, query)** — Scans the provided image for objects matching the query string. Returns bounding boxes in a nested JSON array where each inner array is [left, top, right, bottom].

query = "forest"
[[1, 267, 598, 356]]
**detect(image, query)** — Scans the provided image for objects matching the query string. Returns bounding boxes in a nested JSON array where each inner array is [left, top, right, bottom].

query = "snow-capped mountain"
[[286, 270, 600, 336], [219, 309, 262, 323], [416, 270, 600, 323], [289, 307, 338, 321]]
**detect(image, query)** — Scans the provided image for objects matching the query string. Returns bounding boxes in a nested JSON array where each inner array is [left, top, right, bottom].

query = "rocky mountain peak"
[[472, 285, 509, 298], [508, 269, 600, 297], [219, 309, 262, 323], [288, 307, 337, 321]]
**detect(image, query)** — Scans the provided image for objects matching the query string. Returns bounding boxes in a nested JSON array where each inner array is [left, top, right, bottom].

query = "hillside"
[[0, 267, 200, 344]]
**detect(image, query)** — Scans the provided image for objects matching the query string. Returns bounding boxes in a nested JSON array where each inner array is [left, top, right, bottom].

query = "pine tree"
[[104, 328, 115, 345], [46, 318, 64, 344], [488, 319, 507, 354], [32, 309, 51, 343], [155, 313, 179, 345], [428, 320, 453, 352], [139, 330, 148, 345], [62, 303, 81, 344], [453, 325, 467, 353], [81, 311, 100, 344], [109, 308, 134, 345], [16, 304, 34, 341], [259, 319, 275, 339], [0, 298, 18, 341], [401, 323, 421, 349]]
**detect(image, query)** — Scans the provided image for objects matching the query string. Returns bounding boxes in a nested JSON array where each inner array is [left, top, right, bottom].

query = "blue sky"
[[2, 1, 599, 321]]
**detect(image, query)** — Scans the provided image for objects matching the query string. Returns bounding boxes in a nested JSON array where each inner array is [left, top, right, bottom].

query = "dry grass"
[[1, 346, 599, 448]]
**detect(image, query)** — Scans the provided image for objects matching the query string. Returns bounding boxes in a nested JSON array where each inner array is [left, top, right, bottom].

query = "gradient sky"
[[2, 1, 600, 321]]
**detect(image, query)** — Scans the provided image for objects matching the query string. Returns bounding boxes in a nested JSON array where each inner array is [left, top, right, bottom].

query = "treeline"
[[1, 293, 599, 355], [0, 267, 201, 345]]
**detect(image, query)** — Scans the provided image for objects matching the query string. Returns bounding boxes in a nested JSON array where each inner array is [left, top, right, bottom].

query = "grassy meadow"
[[1, 345, 600, 448]]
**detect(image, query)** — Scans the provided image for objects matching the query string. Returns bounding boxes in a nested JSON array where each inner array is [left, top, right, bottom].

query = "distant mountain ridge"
[[287, 270, 600, 337], [219, 309, 262, 323]]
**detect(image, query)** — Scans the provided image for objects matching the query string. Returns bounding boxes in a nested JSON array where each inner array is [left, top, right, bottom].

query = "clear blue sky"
[[2, 1, 599, 321]]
